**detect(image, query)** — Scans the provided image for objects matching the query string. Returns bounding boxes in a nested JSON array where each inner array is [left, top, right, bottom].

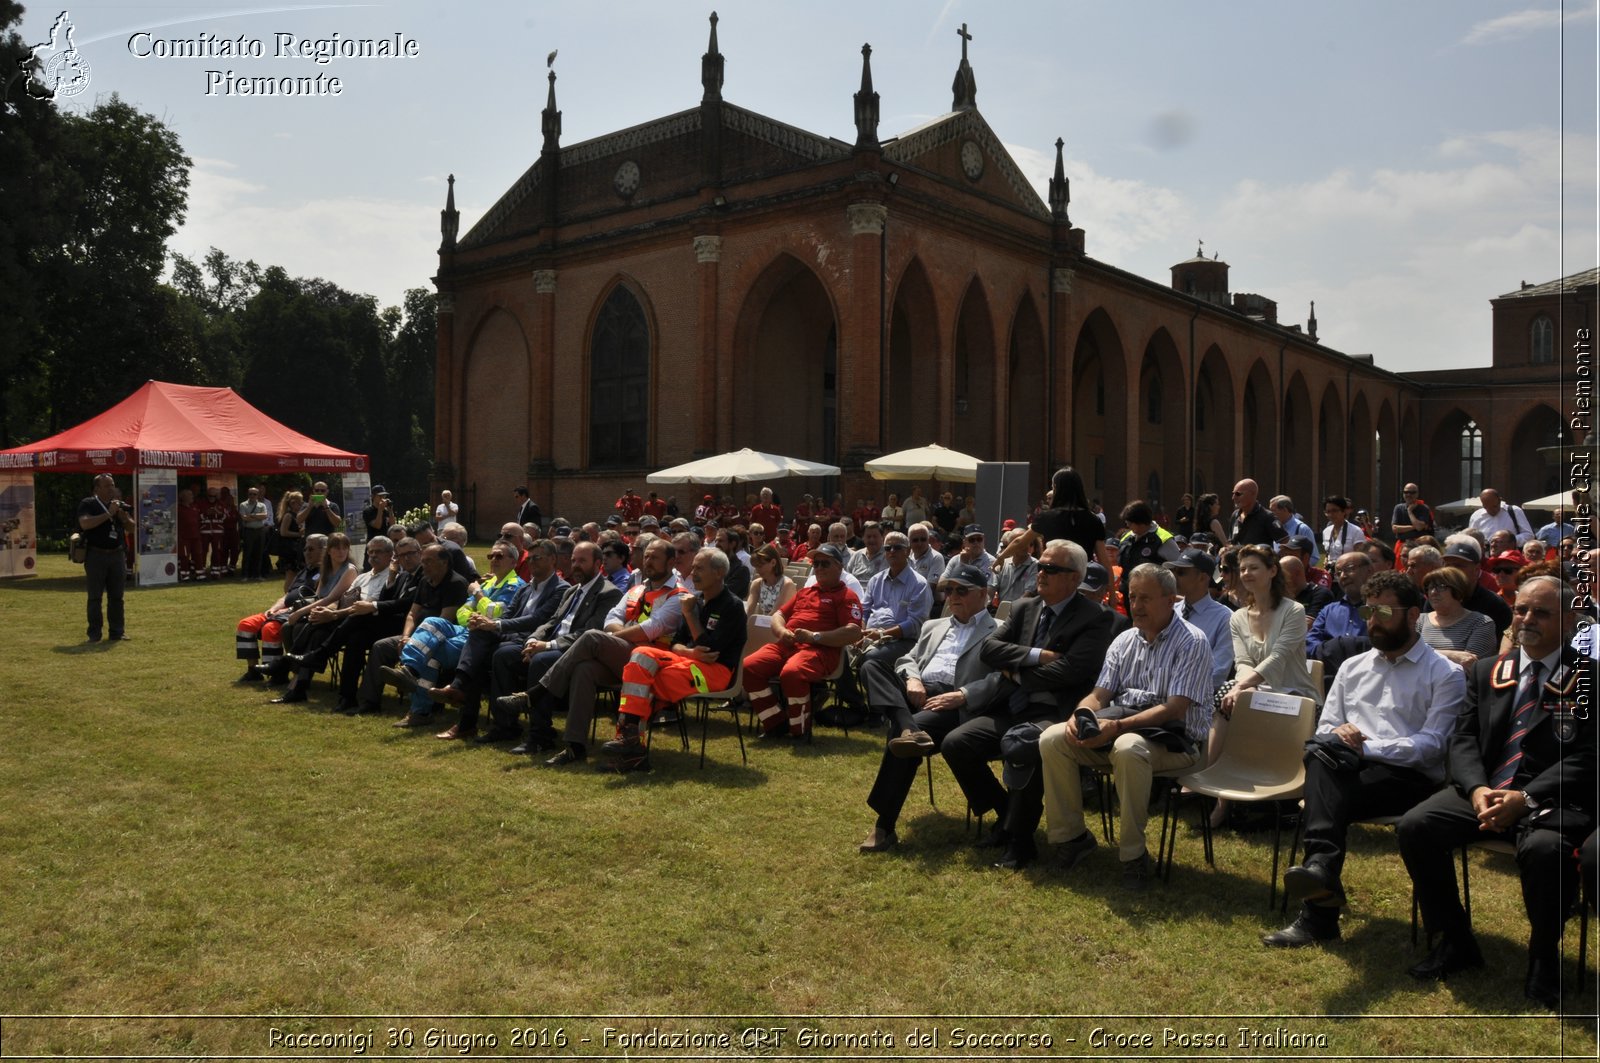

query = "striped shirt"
[[1095, 613, 1216, 741]]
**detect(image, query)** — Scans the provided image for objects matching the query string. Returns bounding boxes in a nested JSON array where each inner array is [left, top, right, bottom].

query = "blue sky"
[[19, 0, 1597, 372]]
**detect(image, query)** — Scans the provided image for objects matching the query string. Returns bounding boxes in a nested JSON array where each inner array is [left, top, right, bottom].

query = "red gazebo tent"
[[0, 381, 368, 474]]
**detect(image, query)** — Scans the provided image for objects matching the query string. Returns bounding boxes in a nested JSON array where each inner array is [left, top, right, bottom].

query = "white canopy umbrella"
[[1522, 489, 1587, 510], [1432, 496, 1482, 516], [864, 443, 982, 483], [646, 448, 840, 485]]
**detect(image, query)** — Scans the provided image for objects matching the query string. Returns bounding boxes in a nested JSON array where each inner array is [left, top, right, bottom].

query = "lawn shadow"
[[50, 639, 118, 654]]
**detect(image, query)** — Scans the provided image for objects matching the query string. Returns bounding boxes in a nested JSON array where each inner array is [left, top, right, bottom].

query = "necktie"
[[1032, 604, 1055, 647], [1490, 661, 1544, 790]]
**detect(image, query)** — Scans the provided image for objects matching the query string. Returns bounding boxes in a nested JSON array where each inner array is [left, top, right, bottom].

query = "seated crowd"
[[227, 472, 1597, 1010]]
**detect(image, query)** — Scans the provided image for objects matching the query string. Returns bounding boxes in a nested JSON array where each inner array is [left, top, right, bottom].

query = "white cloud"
[[1006, 141, 1193, 264], [1461, 6, 1593, 45], [174, 157, 434, 308]]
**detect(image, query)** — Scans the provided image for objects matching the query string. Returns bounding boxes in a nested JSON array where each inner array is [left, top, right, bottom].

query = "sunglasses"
[[910, 537, 928, 543], [884, 544, 907, 552], [1357, 604, 1396, 620], [1037, 562, 1076, 576]]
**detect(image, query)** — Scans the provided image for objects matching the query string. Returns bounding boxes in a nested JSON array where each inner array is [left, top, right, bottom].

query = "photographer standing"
[[363, 485, 392, 541], [78, 473, 136, 643], [303, 480, 344, 536]]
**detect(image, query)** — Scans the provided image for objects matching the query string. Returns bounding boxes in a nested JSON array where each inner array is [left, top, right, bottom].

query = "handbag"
[[68, 532, 88, 564]]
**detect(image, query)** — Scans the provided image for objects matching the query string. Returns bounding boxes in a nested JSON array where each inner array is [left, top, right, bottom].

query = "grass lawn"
[[1, 550, 1596, 1060]]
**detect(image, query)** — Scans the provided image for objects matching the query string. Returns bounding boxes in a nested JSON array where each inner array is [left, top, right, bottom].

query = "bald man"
[[1228, 479, 1285, 548]]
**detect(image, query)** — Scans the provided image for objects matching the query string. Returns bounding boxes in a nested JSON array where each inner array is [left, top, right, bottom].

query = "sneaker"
[[1121, 852, 1151, 892]]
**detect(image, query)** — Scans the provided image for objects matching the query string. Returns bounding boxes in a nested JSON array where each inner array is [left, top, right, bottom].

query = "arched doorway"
[[952, 280, 996, 459], [1006, 292, 1048, 495], [732, 254, 839, 470], [1070, 308, 1128, 510], [1242, 360, 1277, 488], [1194, 344, 1234, 497], [1318, 383, 1345, 503], [1282, 372, 1313, 515], [462, 307, 532, 512], [885, 258, 941, 454], [1348, 392, 1374, 511], [1137, 327, 1185, 513], [1509, 404, 1569, 499]]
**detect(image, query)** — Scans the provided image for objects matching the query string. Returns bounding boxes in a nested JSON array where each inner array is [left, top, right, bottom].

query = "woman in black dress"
[[996, 466, 1114, 571]]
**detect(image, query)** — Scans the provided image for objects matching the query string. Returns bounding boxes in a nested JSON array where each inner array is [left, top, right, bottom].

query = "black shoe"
[[975, 825, 1012, 851], [815, 705, 865, 729], [543, 746, 584, 767], [602, 733, 647, 757], [1283, 863, 1347, 907], [491, 692, 529, 718], [994, 841, 1037, 871], [1408, 933, 1485, 981], [270, 688, 308, 704], [1051, 831, 1099, 872], [755, 726, 790, 743], [1525, 957, 1561, 1010], [651, 709, 680, 728], [239, 669, 265, 683], [335, 698, 358, 715], [1121, 852, 1151, 891], [1262, 908, 1341, 948], [473, 726, 521, 745]]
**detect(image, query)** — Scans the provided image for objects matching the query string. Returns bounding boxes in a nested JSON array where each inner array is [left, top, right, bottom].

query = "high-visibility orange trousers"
[[618, 646, 731, 721]]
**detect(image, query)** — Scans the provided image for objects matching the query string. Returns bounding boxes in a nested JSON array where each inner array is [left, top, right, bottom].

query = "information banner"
[[135, 467, 179, 586], [0, 472, 38, 579], [344, 472, 371, 568]]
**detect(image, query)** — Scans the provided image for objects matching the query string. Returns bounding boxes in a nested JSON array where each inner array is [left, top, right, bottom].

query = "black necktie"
[[1032, 603, 1055, 647], [1491, 661, 1544, 790]]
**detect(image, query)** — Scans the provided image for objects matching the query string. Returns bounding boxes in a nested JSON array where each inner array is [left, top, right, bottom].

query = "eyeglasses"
[[884, 543, 907, 552], [1357, 604, 1396, 620], [910, 536, 928, 543], [396, 549, 420, 558], [1403, 489, 1418, 496], [1037, 563, 1076, 576], [1423, 585, 1451, 595]]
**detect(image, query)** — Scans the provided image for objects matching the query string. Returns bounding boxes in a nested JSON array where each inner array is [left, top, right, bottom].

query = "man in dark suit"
[[858, 562, 998, 853], [1398, 574, 1595, 1010], [425, 539, 569, 739], [481, 541, 621, 750]]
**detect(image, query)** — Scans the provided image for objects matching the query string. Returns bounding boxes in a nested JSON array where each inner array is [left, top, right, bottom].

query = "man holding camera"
[[1038, 563, 1214, 890], [362, 486, 392, 542], [78, 473, 137, 642], [303, 481, 343, 536]]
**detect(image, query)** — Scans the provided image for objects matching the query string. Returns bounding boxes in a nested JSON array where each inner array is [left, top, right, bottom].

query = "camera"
[[1073, 707, 1100, 740]]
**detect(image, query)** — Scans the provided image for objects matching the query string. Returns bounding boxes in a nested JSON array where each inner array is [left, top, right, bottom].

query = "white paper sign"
[[1249, 690, 1303, 716]]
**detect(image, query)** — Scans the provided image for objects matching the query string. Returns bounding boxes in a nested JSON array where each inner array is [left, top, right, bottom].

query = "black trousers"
[[866, 688, 1059, 840], [84, 547, 126, 639], [860, 655, 944, 735], [1400, 790, 1589, 960], [305, 613, 402, 701], [1300, 756, 1436, 885], [447, 627, 513, 729]]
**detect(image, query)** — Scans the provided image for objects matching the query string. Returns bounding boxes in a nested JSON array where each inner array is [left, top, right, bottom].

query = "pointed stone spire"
[[853, 43, 880, 149], [541, 69, 561, 154], [702, 11, 724, 102], [1308, 300, 1318, 342], [951, 22, 977, 110], [1048, 137, 1070, 222], [440, 173, 459, 251]]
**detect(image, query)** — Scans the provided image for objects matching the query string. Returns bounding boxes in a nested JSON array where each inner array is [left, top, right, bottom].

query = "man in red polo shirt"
[[614, 489, 644, 523], [750, 487, 783, 533], [743, 543, 863, 737]]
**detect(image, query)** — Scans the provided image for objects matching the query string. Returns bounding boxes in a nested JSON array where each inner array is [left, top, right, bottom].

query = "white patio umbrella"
[[1432, 496, 1482, 516], [864, 443, 983, 482], [1522, 489, 1588, 510], [646, 448, 840, 485]]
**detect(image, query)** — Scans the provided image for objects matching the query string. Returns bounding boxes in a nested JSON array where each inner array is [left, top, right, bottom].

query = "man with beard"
[[1263, 570, 1465, 948]]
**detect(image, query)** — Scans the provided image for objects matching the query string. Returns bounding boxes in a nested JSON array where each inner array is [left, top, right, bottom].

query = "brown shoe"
[[858, 827, 898, 853], [392, 713, 429, 728], [435, 724, 462, 740], [888, 728, 934, 758], [427, 685, 465, 707]]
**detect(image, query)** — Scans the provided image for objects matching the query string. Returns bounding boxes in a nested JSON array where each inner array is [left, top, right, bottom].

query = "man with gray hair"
[[1398, 574, 1592, 1009], [601, 546, 747, 771], [1039, 562, 1214, 890], [963, 539, 1114, 870], [825, 530, 931, 728]]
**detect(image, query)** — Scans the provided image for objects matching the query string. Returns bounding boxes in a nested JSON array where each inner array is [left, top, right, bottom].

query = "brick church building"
[[431, 15, 1586, 528]]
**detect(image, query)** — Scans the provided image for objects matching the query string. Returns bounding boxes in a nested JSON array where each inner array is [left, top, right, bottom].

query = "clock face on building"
[[960, 140, 984, 181], [613, 160, 640, 197]]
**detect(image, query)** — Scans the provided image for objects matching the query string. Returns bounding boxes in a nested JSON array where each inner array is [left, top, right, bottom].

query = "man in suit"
[[294, 536, 424, 714], [1398, 574, 1595, 1010], [861, 541, 1113, 868], [481, 541, 620, 748], [858, 562, 998, 853], [424, 538, 569, 739]]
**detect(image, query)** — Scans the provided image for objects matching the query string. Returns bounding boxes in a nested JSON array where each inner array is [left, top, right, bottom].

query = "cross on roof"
[[957, 22, 971, 60]]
